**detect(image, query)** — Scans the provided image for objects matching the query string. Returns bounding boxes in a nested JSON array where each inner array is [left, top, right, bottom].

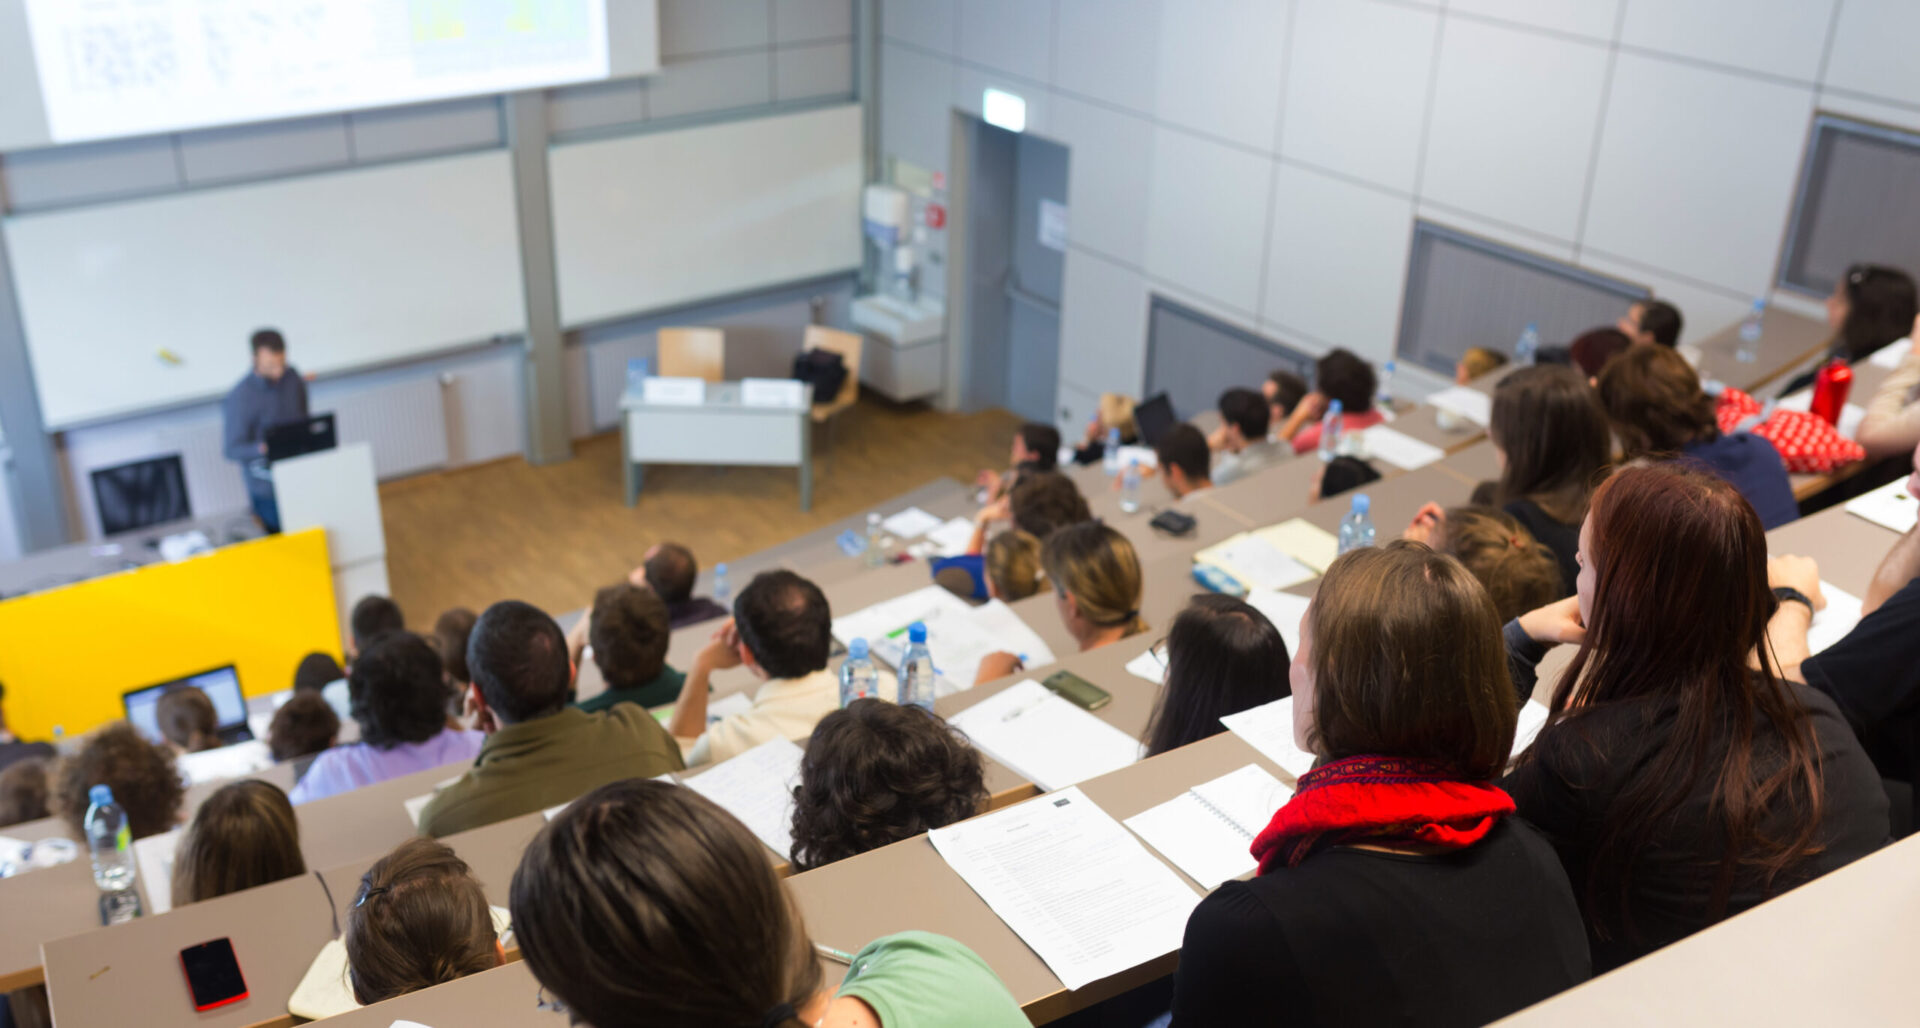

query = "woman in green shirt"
[[510, 778, 1027, 1028]]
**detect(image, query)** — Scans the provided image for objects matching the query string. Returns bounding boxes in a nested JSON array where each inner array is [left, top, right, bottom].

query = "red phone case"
[[180, 945, 249, 1012]]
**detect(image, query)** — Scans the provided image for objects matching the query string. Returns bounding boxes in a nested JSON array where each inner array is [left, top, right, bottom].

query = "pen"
[[816, 943, 857, 964]]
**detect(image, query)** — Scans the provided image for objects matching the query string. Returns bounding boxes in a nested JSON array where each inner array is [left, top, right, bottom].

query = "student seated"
[[268, 691, 340, 763], [419, 602, 684, 836], [669, 571, 837, 767], [1284, 349, 1384, 455], [1404, 504, 1563, 624], [1142, 595, 1290, 757], [1568, 327, 1631, 380], [1598, 344, 1797, 529], [1618, 297, 1684, 349], [1210, 388, 1287, 486], [291, 633, 485, 805], [1154, 423, 1213, 501], [1477, 365, 1611, 594], [574, 584, 683, 712], [0, 758, 50, 828], [349, 594, 405, 661], [634, 542, 729, 629], [984, 529, 1046, 601], [430, 607, 478, 715], [1265, 370, 1309, 429], [1853, 312, 1920, 461], [0, 680, 56, 773], [963, 468, 1093, 559], [788, 699, 987, 872], [1308, 455, 1380, 503], [1502, 465, 1888, 972], [292, 652, 346, 694], [977, 522, 1146, 684], [1781, 263, 1918, 396], [171, 780, 306, 906], [511, 779, 1028, 1028], [1455, 346, 1509, 384], [1171, 542, 1590, 1026], [1070, 393, 1138, 465], [978, 422, 1061, 502], [155, 687, 220, 755], [51, 723, 184, 841], [346, 837, 502, 1004]]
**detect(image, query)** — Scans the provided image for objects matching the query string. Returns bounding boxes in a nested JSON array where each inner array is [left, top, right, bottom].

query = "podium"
[[273, 442, 390, 650]]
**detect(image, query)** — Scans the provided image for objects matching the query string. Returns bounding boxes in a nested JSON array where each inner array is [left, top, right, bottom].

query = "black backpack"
[[792, 348, 848, 406]]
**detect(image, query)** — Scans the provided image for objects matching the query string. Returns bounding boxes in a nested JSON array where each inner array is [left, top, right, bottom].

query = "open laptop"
[[124, 666, 253, 747], [265, 412, 337, 464], [1132, 393, 1177, 448]]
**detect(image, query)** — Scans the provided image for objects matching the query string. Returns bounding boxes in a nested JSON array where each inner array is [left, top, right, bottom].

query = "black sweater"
[[1169, 819, 1590, 1027]]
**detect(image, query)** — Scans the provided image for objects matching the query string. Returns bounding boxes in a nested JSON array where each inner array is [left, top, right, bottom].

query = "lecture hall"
[[2, 2, 1919, 1026]]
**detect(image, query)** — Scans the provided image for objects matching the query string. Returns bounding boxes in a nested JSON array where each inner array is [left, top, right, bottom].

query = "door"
[[959, 116, 1068, 423]]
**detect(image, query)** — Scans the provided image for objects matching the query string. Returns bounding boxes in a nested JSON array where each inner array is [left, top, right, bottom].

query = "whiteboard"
[[3, 150, 526, 428], [550, 103, 864, 328]]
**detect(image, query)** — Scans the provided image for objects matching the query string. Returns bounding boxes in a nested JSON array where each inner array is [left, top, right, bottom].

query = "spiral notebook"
[[1123, 765, 1292, 889]]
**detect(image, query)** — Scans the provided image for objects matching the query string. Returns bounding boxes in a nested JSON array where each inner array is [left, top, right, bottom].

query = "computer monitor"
[[123, 666, 253, 747], [265, 412, 337, 464], [1132, 393, 1177, 448], [91, 454, 191, 536]]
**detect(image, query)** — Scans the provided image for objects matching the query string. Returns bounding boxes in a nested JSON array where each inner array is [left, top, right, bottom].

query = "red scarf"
[[1251, 755, 1515, 874]]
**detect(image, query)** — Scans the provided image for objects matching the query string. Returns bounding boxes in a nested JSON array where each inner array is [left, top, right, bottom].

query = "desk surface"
[[305, 959, 561, 1028], [619, 380, 811, 413], [0, 512, 261, 599], [1693, 307, 1831, 394]]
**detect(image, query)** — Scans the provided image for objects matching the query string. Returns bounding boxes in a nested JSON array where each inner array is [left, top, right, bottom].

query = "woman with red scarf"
[[1169, 542, 1589, 1027]]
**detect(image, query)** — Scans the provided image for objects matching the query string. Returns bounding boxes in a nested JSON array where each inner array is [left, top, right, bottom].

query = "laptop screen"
[[1132, 393, 1177, 448], [124, 666, 248, 746]]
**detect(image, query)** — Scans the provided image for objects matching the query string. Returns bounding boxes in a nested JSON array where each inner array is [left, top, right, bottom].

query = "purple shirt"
[[288, 728, 485, 805]]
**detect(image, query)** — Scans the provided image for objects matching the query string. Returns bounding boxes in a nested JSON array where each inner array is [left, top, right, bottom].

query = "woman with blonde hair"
[[976, 522, 1145, 684], [983, 529, 1046, 602], [171, 779, 306, 906], [1404, 504, 1564, 624]]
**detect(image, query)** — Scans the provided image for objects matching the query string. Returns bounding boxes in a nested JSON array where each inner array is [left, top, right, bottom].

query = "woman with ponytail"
[[1170, 542, 1589, 1027], [345, 837, 502, 1004], [510, 779, 1025, 1027]]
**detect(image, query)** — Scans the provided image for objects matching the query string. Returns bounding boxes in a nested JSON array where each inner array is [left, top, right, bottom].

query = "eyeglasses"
[[536, 985, 568, 1015]]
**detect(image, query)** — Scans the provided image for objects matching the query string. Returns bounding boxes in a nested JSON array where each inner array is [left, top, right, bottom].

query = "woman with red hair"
[[1503, 464, 1887, 972]]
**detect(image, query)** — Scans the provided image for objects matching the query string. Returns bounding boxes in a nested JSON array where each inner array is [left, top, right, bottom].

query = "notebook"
[[1845, 478, 1919, 534], [1192, 533, 1316, 593], [683, 737, 805, 857], [1123, 765, 1292, 889], [948, 679, 1142, 791], [1219, 696, 1316, 780]]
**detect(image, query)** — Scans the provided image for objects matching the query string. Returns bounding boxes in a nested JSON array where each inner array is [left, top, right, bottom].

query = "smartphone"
[[1043, 670, 1112, 712], [180, 938, 248, 1012]]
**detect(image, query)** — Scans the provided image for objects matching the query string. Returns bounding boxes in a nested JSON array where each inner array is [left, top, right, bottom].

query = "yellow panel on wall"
[[0, 528, 340, 741]]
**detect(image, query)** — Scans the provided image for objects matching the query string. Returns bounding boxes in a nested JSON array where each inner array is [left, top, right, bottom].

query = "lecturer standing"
[[222, 329, 308, 533]]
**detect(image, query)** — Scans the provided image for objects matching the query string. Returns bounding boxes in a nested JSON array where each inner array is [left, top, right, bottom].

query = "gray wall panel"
[[178, 116, 353, 186], [348, 99, 504, 163]]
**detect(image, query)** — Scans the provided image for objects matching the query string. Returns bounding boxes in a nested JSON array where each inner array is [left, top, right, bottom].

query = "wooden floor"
[[378, 397, 1022, 621]]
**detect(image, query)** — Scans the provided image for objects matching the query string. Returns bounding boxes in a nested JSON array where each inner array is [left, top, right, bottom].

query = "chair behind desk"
[[804, 326, 864, 458], [658, 327, 727, 382]]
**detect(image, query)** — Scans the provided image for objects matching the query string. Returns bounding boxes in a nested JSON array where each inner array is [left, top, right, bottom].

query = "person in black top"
[[1502, 465, 1888, 973], [1141, 594, 1290, 758], [1172, 542, 1588, 1027], [1778, 263, 1917, 397], [0, 681, 55, 775], [1474, 365, 1611, 596], [635, 542, 728, 630]]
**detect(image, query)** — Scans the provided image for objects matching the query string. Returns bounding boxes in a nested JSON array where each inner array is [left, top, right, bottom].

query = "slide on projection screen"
[[0, 0, 658, 150]]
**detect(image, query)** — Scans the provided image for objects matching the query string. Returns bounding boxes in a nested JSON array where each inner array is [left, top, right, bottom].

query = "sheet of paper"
[[1774, 390, 1867, 440], [1126, 766, 1291, 890], [683, 737, 805, 858], [1201, 535, 1316, 592], [403, 775, 465, 828], [882, 506, 946, 539], [1124, 645, 1166, 685], [1845, 478, 1920, 534], [133, 827, 183, 915], [1869, 338, 1913, 369], [1360, 425, 1446, 471], [1255, 519, 1340, 574], [707, 691, 756, 724], [948, 680, 1142, 791], [740, 377, 807, 408], [1427, 386, 1492, 427], [177, 739, 276, 786], [1512, 700, 1550, 761], [834, 586, 1054, 685], [928, 787, 1201, 991], [1114, 444, 1158, 470], [924, 516, 978, 558], [832, 585, 976, 665], [245, 710, 274, 745], [641, 376, 705, 405], [1807, 582, 1864, 657], [1241, 589, 1310, 658], [1220, 696, 1316, 781]]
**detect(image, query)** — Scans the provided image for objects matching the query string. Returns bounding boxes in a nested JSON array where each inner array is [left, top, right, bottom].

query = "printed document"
[[949, 680, 1141, 791]]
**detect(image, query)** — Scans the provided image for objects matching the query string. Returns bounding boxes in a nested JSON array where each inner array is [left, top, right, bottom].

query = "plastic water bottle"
[[1375, 360, 1397, 412], [1515, 322, 1541, 367], [864, 512, 885, 568], [1317, 399, 1344, 462], [1102, 426, 1123, 474], [712, 563, 730, 606], [897, 622, 937, 712], [1736, 298, 1766, 363], [84, 786, 142, 924], [1120, 459, 1143, 513], [1337, 493, 1376, 556], [839, 638, 880, 707]]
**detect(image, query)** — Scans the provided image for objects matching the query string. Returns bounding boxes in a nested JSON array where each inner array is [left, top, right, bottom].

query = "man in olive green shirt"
[[419, 600, 683, 838], [573, 583, 685, 712]]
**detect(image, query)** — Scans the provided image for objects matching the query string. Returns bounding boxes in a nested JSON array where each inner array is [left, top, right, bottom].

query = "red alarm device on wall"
[[1809, 359, 1853, 427]]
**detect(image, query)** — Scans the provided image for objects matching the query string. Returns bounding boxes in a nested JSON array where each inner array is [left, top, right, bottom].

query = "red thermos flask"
[[1810, 359, 1853, 426]]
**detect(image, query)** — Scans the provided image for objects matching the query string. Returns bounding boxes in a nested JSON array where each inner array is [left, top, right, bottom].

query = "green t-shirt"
[[836, 931, 1026, 1028], [575, 664, 686, 713]]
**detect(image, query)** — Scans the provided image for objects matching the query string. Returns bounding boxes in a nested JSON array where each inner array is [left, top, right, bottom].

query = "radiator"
[[316, 375, 450, 479]]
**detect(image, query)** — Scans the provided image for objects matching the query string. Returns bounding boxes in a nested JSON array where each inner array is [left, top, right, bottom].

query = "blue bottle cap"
[[715, 563, 728, 574], [1327, 399, 1343, 415], [908, 622, 928, 644], [1351, 493, 1371, 515], [848, 638, 869, 660], [89, 784, 114, 807]]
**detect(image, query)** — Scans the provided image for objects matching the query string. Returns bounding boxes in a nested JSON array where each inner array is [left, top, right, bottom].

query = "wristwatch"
[[1772, 586, 1814, 612]]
